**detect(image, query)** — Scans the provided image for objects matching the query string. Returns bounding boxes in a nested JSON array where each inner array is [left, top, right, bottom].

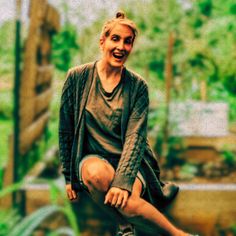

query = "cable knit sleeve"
[[59, 70, 75, 183], [111, 80, 149, 193]]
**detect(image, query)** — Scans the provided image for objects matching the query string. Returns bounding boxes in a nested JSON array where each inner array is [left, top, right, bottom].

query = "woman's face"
[[100, 23, 134, 68]]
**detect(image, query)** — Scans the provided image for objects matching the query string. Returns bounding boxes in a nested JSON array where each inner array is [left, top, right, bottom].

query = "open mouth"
[[113, 52, 125, 60]]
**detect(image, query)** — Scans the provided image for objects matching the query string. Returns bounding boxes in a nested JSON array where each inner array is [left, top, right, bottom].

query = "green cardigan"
[[59, 62, 179, 208]]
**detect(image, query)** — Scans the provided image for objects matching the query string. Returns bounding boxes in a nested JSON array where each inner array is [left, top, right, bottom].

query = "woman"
[[59, 11, 194, 236]]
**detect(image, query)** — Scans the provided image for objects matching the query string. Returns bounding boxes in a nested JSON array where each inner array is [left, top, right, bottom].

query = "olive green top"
[[84, 67, 124, 159]]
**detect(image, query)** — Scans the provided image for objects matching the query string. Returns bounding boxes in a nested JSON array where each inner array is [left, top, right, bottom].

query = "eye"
[[111, 36, 119, 42], [125, 38, 133, 45]]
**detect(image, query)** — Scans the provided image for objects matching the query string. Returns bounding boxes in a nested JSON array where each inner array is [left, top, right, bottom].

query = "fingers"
[[115, 194, 123, 208], [104, 187, 129, 209], [121, 191, 128, 209], [111, 193, 118, 206], [72, 190, 77, 199], [104, 190, 112, 205], [67, 189, 77, 201], [66, 184, 77, 201]]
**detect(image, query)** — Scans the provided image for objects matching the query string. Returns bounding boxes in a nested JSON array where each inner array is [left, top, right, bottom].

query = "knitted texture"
[[58, 62, 178, 209], [111, 78, 149, 192], [59, 63, 90, 183]]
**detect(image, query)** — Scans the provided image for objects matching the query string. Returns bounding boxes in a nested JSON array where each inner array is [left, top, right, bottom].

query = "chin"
[[109, 59, 126, 68], [111, 63, 123, 68]]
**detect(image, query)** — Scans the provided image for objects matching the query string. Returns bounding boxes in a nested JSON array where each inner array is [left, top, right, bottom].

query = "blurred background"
[[0, 0, 236, 235]]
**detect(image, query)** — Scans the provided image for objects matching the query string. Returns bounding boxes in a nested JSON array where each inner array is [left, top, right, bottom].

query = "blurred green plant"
[[48, 180, 79, 235], [0, 209, 21, 235], [148, 104, 166, 131], [0, 119, 12, 189], [208, 82, 236, 122], [0, 90, 13, 120], [52, 24, 79, 72], [0, 20, 14, 77], [0, 179, 80, 236], [221, 149, 236, 167], [179, 163, 198, 180], [230, 224, 236, 235], [9, 205, 66, 236]]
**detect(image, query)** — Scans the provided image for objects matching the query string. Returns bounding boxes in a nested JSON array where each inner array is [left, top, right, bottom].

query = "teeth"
[[113, 53, 124, 59]]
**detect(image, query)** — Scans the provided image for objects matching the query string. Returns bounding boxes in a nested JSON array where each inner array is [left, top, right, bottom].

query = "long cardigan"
[[59, 62, 178, 209]]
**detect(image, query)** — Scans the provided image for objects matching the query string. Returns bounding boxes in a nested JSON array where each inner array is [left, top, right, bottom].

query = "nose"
[[117, 40, 125, 50]]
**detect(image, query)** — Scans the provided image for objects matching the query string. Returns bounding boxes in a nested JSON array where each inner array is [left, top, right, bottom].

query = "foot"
[[116, 223, 136, 236]]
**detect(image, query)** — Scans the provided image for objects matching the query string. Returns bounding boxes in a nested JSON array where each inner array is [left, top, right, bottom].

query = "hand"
[[104, 187, 129, 209], [66, 184, 78, 201]]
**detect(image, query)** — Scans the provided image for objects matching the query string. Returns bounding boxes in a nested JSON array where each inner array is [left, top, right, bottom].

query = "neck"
[[97, 59, 123, 80]]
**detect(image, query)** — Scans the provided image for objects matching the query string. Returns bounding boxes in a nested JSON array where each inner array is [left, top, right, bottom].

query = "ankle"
[[174, 229, 189, 236], [174, 229, 199, 236]]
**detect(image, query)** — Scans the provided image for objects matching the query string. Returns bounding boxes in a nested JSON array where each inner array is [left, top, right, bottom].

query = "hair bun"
[[116, 11, 125, 19]]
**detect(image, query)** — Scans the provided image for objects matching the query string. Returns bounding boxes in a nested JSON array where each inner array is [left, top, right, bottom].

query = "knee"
[[82, 159, 114, 192]]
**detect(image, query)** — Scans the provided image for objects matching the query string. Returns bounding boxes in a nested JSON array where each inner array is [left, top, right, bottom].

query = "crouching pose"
[[59, 11, 194, 236]]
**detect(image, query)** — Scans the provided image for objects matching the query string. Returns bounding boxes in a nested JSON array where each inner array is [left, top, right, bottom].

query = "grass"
[[0, 119, 12, 189], [0, 90, 13, 120], [0, 119, 12, 169], [0, 86, 13, 169]]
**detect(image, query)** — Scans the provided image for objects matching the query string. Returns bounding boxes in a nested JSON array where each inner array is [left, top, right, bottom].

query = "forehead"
[[109, 23, 134, 38]]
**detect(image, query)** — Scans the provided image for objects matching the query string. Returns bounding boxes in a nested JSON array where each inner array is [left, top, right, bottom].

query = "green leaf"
[[0, 181, 23, 198], [0, 209, 21, 236], [9, 205, 63, 236], [47, 227, 76, 236]]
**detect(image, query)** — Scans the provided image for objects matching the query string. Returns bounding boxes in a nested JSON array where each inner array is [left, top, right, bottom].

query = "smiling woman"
[[59, 11, 196, 236], [100, 24, 133, 64]]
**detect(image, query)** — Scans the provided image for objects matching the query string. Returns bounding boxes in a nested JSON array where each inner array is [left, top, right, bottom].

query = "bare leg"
[[81, 157, 128, 226], [117, 179, 186, 236], [81, 157, 188, 236]]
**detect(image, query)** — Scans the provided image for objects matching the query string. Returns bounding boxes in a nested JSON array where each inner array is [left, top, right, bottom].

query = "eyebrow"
[[111, 34, 133, 40]]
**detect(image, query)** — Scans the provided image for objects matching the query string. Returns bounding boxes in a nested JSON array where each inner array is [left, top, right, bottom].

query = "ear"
[[99, 37, 105, 50]]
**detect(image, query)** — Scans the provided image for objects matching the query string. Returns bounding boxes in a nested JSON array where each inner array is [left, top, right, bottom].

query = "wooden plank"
[[45, 5, 60, 32], [19, 98, 35, 131], [36, 65, 54, 86], [23, 182, 64, 214], [183, 134, 236, 151], [24, 183, 51, 213], [162, 32, 175, 164], [19, 111, 49, 155], [20, 87, 52, 130], [35, 88, 53, 115], [40, 31, 51, 55], [183, 148, 219, 163], [21, 0, 47, 91], [25, 146, 58, 182], [20, 0, 48, 128], [20, 61, 37, 97], [29, 0, 47, 23]]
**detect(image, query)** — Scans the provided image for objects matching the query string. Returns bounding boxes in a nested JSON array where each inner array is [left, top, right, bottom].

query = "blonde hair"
[[100, 11, 138, 42]]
